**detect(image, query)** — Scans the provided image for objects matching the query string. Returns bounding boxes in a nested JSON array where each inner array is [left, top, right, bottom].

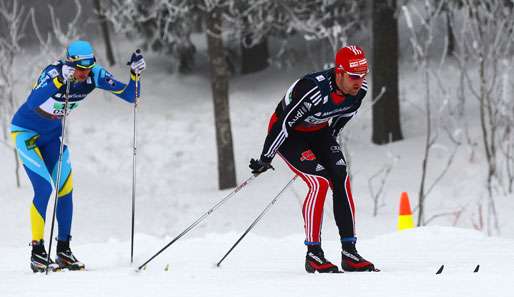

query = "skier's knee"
[[35, 182, 53, 201]]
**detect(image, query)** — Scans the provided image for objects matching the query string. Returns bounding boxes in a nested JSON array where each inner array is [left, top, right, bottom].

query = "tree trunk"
[[206, 8, 237, 189], [371, 0, 403, 144], [446, 10, 456, 56], [241, 35, 269, 74], [93, 0, 116, 66]]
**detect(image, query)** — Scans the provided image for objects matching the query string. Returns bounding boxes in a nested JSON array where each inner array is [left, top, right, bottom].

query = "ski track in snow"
[[1, 228, 513, 297]]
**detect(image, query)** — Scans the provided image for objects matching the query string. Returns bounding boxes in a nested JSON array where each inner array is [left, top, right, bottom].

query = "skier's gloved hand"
[[127, 49, 146, 75], [60, 65, 76, 83], [249, 158, 274, 175]]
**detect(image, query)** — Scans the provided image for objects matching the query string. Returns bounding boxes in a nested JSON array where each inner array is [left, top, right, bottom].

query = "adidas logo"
[[315, 164, 325, 172], [336, 159, 346, 166], [342, 250, 360, 261], [308, 252, 323, 264]]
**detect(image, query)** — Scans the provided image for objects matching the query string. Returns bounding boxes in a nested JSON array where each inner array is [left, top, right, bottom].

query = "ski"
[[435, 264, 480, 274]]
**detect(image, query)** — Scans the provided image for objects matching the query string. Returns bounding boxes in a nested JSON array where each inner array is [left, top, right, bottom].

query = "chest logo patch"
[[300, 150, 316, 162], [48, 69, 59, 78]]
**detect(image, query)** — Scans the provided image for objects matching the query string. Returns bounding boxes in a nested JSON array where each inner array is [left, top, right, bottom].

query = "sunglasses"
[[345, 70, 368, 80], [75, 58, 96, 69], [67, 54, 96, 69]]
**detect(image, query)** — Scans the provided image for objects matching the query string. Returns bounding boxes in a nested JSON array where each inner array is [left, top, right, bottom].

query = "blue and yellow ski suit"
[[11, 61, 140, 242]]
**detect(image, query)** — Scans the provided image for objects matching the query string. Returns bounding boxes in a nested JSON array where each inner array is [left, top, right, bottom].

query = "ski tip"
[[473, 264, 480, 273], [436, 264, 444, 274]]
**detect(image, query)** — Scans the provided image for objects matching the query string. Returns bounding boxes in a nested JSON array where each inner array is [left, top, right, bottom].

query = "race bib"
[[38, 98, 80, 116]]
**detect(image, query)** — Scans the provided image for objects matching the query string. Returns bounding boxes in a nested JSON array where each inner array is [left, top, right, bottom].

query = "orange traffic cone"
[[397, 192, 415, 230]]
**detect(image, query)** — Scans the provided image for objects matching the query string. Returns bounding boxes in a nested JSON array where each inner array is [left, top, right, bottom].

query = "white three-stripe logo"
[[347, 45, 362, 55]]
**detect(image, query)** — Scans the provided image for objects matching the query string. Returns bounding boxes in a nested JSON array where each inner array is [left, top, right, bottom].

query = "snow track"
[[0, 228, 512, 297]]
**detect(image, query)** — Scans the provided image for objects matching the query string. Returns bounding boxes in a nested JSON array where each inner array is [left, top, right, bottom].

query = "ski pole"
[[137, 174, 259, 271], [129, 49, 142, 264], [46, 80, 71, 275], [216, 175, 297, 267]]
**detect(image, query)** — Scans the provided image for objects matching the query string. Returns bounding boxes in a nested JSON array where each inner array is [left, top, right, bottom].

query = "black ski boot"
[[30, 240, 60, 273], [56, 239, 85, 271], [305, 245, 340, 273], [340, 238, 376, 272]]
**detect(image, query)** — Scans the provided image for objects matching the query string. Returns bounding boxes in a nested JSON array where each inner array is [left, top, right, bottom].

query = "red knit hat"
[[335, 45, 368, 76]]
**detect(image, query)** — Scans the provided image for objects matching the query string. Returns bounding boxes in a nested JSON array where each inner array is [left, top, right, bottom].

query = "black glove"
[[249, 158, 274, 175]]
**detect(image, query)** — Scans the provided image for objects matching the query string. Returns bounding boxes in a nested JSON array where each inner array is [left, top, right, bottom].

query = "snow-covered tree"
[[92, 0, 116, 66], [104, 0, 365, 189], [234, 0, 364, 69], [104, 0, 198, 73], [450, 0, 514, 235], [402, 0, 461, 226], [0, 0, 30, 187], [30, 0, 83, 66], [105, 0, 364, 72]]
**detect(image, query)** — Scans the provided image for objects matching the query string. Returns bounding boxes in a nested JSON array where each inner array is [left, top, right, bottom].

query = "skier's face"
[[336, 71, 366, 96], [74, 67, 91, 81]]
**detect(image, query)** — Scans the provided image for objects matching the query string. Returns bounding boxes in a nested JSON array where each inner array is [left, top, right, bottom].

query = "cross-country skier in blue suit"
[[10, 40, 146, 272]]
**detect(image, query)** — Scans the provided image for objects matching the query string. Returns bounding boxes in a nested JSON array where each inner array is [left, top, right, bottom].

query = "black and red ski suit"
[[259, 68, 367, 245]]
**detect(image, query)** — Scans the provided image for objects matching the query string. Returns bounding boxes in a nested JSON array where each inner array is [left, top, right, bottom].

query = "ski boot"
[[305, 245, 340, 273], [30, 240, 60, 273], [55, 239, 85, 271], [340, 237, 377, 272]]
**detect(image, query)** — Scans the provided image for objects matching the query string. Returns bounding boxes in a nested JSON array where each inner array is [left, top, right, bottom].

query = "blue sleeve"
[[26, 68, 62, 110], [92, 65, 141, 103]]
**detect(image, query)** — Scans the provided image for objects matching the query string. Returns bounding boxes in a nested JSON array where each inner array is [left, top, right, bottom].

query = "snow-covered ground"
[[0, 43, 513, 296], [1, 228, 513, 297]]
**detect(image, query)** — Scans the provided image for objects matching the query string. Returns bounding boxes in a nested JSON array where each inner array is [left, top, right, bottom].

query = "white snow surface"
[[1, 228, 513, 297], [1, 48, 513, 296]]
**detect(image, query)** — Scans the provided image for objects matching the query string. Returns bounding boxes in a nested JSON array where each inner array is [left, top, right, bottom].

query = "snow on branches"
[[0, 0, 29, 187], [450, 0, 514, 235], [103, 0, 364, 71]]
